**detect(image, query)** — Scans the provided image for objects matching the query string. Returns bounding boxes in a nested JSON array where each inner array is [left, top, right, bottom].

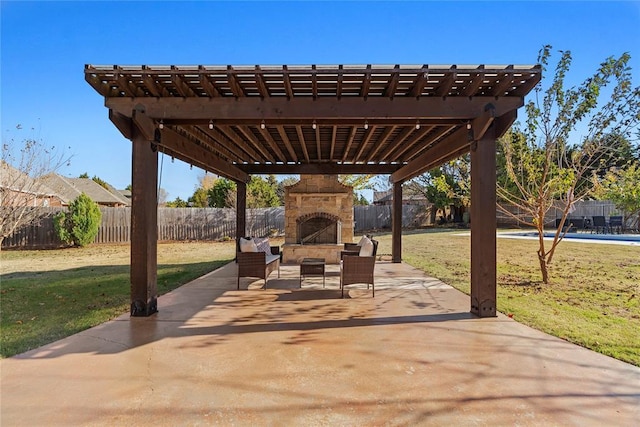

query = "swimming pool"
[[498, 231, 640, 246]]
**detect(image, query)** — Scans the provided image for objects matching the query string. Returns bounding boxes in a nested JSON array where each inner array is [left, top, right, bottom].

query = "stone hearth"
[[282, 175, 353, 264]]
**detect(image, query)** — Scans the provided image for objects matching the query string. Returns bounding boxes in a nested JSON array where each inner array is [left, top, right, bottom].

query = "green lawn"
[[1, 242, 235, 357], [2, 233, 639, 366], [373, 229, 640, 366]]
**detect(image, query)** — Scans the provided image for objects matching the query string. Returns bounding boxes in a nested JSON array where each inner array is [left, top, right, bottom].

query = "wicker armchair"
[[340, 243, 361, 260], [340, 239, 378, 298], [340, 236, 371, 260]]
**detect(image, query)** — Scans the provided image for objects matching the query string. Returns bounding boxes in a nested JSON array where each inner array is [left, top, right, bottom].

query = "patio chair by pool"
[[609, 216, 623, 234], [592, 216, 608, 234], [340, 238, 378, 298], [556, 218, 582, 233]]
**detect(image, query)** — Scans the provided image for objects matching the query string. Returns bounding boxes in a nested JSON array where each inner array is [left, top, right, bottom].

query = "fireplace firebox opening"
[[297, 213, 342, 245]]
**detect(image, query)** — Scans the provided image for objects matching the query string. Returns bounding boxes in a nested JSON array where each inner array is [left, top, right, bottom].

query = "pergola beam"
[[109, 110, 133, 140], [390, 102, 503, 183], [159, 127, 249, 182], [204, 125, 261, 163], [234, 125, 276, 163], [390, 127, 469, 183], [295, 126, 310, 163], [237, 163, 402, 175], [106, 97, 524, 122]]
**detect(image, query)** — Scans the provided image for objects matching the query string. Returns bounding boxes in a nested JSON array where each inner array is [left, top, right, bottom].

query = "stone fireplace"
[[282, 175, 354, 264]]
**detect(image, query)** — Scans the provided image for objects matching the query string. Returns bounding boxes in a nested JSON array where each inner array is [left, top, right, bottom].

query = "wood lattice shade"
[[86, 64, 541, 183]]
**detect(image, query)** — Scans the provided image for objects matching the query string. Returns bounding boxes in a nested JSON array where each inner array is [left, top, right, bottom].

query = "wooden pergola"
[[85, 64, 541, 317]]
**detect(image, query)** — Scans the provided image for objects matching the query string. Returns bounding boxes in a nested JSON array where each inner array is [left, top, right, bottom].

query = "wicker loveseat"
[[237, 237, 280, 289]]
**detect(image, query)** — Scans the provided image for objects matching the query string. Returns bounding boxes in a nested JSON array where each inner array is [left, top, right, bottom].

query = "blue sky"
[[2, 1, 639, 201]]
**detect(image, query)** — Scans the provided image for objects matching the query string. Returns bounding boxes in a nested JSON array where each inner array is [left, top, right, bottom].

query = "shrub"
[[54, 193, 102, 247]]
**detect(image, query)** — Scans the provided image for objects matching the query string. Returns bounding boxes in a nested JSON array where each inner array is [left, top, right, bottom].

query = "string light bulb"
[[466, 122, 472, 130], [364, 120, 369, 130], [312, 120, 317, 130], [158, 119, 164, 130], [260, 120, 266, 130], [415, 120, 421, 130], [208, 120, 214, 130]]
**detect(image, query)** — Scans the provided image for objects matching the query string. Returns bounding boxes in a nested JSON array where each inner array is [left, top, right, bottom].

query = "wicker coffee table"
[[300, 258, 326, 287]]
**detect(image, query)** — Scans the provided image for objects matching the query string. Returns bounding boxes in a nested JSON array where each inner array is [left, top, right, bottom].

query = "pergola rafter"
[[86, 63, 541, 318]]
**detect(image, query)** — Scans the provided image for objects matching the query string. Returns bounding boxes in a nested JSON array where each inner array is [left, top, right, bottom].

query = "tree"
[[188, 187, 209, 207], [246, 175, 279, 208], [157, 187, 169, 205], [407, 157, 470, 224], [354, 194, 369, 206], [53, 193, 102, 247], [207, 175, 280, 209], [92, 176, 109, 190], [408, 169, 452, 224], [165, 197, 189, 208], [594, 163, 640, 230], [197, 172, 217, 191], [208, 178, 236, 208], [276, 176, 299, 205], [339, 174, 378, 207], [0, 125, 71, 247], [497, 46, 640, 284]]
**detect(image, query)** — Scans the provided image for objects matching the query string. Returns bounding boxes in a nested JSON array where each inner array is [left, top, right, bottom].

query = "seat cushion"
[[265, 253, 280, 265]]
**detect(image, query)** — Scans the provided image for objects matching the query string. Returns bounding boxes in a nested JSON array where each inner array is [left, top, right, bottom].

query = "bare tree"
[[497, 47, 640, 283], [0, 125, 71, 248]]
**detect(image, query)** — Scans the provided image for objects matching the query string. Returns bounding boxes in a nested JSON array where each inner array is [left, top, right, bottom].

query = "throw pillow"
[[359, 237, 374, 256], [254, 237, 271, 253], [357, 235, 368, 246], [239, 237, 258, 252]]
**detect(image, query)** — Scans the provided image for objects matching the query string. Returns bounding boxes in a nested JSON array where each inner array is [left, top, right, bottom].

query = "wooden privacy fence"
[[2, 201, 624, 249], [3, 205, 427, 249], [354, 204, 432, 230], [2, 207, 283, 249], [496, 200, 624, 227]]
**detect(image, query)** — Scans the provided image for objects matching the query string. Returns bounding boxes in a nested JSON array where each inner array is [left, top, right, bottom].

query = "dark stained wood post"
[[392, 181, 402, 263], [236, 181, 246, 239], [130, 127, 158, 316], [470, 124, 497, 317]]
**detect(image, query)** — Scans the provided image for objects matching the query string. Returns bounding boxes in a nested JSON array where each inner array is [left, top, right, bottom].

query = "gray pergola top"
[[85, 64, 541, 182]]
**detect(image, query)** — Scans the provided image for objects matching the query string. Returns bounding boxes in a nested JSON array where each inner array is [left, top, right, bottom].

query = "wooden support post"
[[236, 181, 247, 240], [392, 181, 402, 263], [470, 124, 497, 317], [130, 126, 158, 316]]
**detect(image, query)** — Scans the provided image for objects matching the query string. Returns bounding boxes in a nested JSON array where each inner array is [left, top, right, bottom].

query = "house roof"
[[0, 160, 57, 197], [102, 182, 133, 205], [373, 188, 427, 204], [85, 64, 541, 183], [41, 174, 129, 205]]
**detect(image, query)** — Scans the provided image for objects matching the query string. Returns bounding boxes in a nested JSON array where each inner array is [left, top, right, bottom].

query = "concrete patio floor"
[[1, 261, 639, 426]]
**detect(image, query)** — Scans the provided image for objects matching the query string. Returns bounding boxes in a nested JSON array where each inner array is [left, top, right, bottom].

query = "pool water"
[[498, 231, 640, 246]]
